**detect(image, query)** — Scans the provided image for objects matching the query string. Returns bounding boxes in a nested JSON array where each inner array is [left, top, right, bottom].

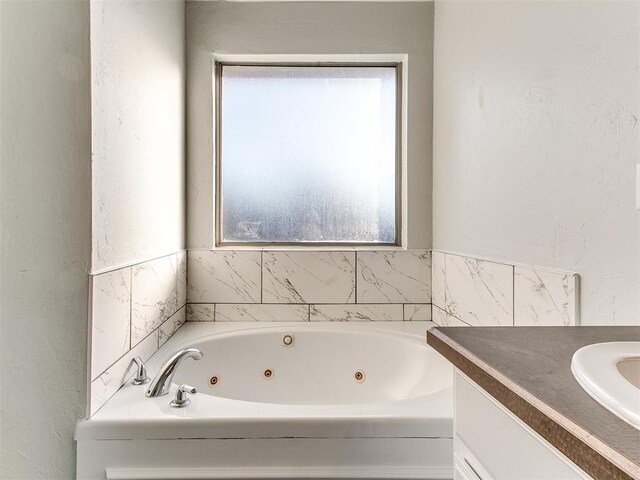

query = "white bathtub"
[[76, 322, 454, 480]]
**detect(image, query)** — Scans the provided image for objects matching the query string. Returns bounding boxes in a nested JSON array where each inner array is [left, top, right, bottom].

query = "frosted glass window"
[[218, 64, 399, 244]]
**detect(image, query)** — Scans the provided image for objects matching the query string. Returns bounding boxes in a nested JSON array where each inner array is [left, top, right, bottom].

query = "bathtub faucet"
[[146, 348, 203, 398]]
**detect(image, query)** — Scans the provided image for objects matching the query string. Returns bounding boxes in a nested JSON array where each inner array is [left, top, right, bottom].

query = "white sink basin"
[[571, 342, 640, 430]]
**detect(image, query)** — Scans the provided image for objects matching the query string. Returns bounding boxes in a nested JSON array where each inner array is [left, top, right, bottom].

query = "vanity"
[[427, 327, 640, 480]]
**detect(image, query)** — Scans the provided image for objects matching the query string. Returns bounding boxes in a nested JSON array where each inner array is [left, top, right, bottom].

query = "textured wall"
[[91, 0, 186, 272], [186, 1, 434, 250], [0, 1, 92, 478], [433, 1, 640, 325]]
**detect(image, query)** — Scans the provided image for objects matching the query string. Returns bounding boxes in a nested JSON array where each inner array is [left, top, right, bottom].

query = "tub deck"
[[76, 322, 454, 479], [77, 322, 452, 441]]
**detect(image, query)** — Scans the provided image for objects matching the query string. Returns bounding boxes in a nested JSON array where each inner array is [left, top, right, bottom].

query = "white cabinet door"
[[454, 373, 590, 480], [454, 439, 494, 480]]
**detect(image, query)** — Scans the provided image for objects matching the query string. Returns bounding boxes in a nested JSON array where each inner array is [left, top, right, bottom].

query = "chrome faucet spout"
[[146, 347, 203, 398]]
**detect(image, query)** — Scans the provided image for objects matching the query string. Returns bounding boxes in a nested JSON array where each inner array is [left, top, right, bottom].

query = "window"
[[216, 63, 401, 245]]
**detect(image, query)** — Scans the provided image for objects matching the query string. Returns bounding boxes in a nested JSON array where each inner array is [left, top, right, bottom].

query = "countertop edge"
[[426, 328, 640, 480]]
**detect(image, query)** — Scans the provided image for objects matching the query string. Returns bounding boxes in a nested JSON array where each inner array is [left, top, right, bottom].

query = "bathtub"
[[76, 322, 454, 480]]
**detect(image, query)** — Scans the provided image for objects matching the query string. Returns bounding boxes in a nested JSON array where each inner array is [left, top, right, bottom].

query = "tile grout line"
[[129, 266, 133, 351], [354, 251, 358, 304], [175, 252, 180, 325], [98, 304, 187, 383], [443, 252, 447, 315], [185, 250, 189, 312], [186, 301, 425, 306]]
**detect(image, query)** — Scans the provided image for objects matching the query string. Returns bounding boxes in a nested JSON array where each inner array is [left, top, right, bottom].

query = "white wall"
[[91, 0, 186, 272], [186, 1, 434, 250], [0, 1, 92, 478], [433, 1, 640, 325]]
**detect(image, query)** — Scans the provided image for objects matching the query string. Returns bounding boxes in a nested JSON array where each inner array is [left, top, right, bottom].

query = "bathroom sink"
[[571, 342, 640, 430]]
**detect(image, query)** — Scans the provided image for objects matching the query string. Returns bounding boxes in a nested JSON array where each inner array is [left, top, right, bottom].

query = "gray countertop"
[[427, 326, 640, 480]]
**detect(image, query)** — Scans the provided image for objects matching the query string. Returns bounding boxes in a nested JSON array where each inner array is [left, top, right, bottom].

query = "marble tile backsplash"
[[432, 305, 468, 327], [131, 255, 178, 346], [188, 250, 261, 303], [262, 251, 356, 304], [89, 251, 187, 416], [403, 304, 432, 321], [90, 268, 131, 379], [89, 246, 580, 415], [431, 250, 579, 327], [187, 250, 432, 322], [357, 251, 431, 303], [445, 254, 514, 326], [431, 251, 446, 310], [514, 266, 578, 326], [216, 304, 309, 322]]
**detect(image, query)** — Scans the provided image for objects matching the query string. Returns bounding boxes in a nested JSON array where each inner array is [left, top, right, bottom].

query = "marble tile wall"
[[89, 251, 187, 416], [514, 266, 578, 326], [187, 250, 432, 322], [89, 247, 579, 415], [431, 250, 579, 327]]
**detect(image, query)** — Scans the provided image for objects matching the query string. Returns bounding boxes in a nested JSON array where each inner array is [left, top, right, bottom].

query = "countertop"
[[427, 326, 640, 480]]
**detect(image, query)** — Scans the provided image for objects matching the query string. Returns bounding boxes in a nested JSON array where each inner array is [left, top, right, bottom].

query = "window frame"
[[214, 61, 403, 247]]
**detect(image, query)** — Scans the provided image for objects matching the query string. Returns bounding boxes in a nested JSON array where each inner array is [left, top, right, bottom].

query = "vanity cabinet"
[[453, 372, 591, 480]]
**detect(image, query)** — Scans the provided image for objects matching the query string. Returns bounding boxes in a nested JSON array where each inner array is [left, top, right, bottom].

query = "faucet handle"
[[130, 356, 150, 385], [170, 384, 197, 408]]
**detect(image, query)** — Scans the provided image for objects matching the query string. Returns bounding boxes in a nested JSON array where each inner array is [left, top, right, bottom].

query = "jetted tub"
[[76, 322, 454, 480]]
